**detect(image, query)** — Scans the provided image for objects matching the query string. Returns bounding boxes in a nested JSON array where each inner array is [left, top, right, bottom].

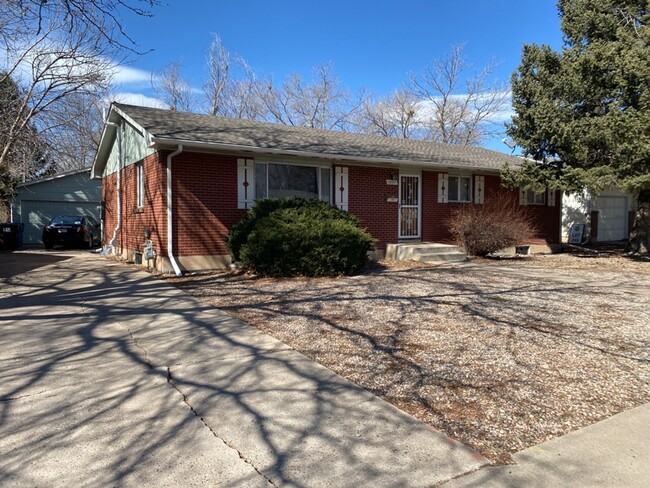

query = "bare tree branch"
[[203, 33, 230, 115], [151, 61, 195, 112], [357, 89, 420, 139], [409, 44, 510, 145]]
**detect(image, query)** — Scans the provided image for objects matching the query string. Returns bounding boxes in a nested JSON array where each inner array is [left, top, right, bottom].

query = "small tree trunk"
[[627, 188, 650, 254]]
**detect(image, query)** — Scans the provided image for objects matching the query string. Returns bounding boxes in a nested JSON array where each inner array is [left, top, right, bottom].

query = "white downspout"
[[107, 121, 122, 253], [167, 145, 183, 276]]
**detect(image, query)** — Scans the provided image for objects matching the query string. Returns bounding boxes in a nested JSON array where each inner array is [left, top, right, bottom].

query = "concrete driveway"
[[0, 250, 486, 487]]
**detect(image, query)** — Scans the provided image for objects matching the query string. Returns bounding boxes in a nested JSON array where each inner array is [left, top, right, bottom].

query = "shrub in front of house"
[[448, 194, 537, 257], [227, 198, 374, 277]]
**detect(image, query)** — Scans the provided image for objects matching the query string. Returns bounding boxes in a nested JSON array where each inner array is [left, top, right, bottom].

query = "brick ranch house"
[[91, 103, 561, 274]]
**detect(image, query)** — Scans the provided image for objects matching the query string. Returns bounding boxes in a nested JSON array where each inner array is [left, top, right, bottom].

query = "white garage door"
[[21, 201, 100, 245], [594, 196, 627, 241]]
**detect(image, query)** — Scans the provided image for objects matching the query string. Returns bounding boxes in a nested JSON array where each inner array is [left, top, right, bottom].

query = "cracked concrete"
[[1, 249, 487, 486], [166, 366, 280, 488]]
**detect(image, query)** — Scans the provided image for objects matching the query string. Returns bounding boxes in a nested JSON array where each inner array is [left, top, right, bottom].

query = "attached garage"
[[593, 195, 629, 241], [562, 188, 635, 243], [11, 169, 102, 246]]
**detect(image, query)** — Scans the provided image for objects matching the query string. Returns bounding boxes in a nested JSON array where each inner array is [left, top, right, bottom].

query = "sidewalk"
[[0, 251, 486, 487], [441, 402, 650, 487]]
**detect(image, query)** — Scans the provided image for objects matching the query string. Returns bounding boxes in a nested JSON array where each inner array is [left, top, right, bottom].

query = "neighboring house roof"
[[16, 168, 91, 189], [93, 102, 522, 177]]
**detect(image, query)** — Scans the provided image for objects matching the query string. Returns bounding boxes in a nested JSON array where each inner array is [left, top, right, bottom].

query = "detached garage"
[[11, 169, 102, 246]]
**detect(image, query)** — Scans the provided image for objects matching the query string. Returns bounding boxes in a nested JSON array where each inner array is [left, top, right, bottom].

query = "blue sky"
[[114, 1, 565, 152]]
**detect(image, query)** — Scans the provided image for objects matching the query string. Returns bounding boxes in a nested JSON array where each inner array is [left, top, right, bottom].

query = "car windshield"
[[50, 216, 83, 225]]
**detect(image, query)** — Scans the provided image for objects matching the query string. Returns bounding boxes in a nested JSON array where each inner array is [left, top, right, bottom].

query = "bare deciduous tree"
[[203, 34, 230, 115], [0, 0, 158, 218], [152, 61, 195, 112], [258, 63, 365, 131], [409, 44, 509, 146], [45, 90, 107, 171], [219, 58, 266, 119], [358, 89, 420, 139]]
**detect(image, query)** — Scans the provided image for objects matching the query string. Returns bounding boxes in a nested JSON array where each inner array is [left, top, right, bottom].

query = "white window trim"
[[447, 174, 473, 203], [136, 161, 144, 208], [520, 187, 546, 206]]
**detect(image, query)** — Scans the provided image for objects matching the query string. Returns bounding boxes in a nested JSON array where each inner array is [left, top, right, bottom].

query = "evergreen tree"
[[0, 74, 47, 220], [504, 0, 650, 252]]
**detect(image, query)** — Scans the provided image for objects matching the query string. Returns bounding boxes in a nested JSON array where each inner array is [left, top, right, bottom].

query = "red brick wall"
[[346, 165, 399, 251], [104, 155, 561, 261], [421, 172, 560, 245], [102, 152, 167, 255], [172, 152, 246, 256]]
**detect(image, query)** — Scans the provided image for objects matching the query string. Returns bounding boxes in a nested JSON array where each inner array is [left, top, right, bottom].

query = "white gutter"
[[167, 145, 184, 276]]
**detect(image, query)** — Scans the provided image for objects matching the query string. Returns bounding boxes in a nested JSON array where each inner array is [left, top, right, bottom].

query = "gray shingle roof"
[[114, 103, 521, 171]]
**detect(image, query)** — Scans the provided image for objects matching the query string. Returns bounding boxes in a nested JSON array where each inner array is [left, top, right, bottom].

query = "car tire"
[[44, 241, 54, 250], [87, 235, 93, 249]]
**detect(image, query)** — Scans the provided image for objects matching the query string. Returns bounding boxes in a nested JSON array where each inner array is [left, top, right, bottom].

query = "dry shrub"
[[448, 194, 537, 257]]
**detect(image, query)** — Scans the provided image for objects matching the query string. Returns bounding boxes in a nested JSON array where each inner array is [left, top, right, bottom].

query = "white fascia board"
[[148, 136, 502, 174]]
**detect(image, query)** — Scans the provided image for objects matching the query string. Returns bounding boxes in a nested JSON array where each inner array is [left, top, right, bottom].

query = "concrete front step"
[[385, 242, 467, 263], [413, 251, 467, 263]]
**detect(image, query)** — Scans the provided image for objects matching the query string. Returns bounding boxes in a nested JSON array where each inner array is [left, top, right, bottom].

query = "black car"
[[42, 215, 101, 250]]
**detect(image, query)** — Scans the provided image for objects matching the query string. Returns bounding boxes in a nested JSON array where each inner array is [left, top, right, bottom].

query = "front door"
[[399, 174, 421, 238]]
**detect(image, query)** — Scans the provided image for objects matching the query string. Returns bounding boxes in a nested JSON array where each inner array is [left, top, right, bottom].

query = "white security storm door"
[[399, 175, 421, 238], [594, 196, 627, 241]]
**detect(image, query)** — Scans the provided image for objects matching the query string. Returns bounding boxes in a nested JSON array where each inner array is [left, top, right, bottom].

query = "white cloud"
[[111, 65, 152, 86], [415, 91, 514, 124], [111, 92, 166, 108]]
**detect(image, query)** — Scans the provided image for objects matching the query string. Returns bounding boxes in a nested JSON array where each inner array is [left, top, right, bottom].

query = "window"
[[523, 188, 545, 205], [448, 175, 472, 202], [255, 163, 331, 202], [136, 161, 144, 208]]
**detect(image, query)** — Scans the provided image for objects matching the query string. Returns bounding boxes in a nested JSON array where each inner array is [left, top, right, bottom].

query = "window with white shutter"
[[547, 188, 556, 206], [474, 175, 485, 204], [519, 187, 546, 206], [334, 166, 348, 211], [237, 158, 255, 209], [438, 173, 448, 203]]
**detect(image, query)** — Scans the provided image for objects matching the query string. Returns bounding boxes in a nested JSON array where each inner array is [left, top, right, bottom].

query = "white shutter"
[[519, 187, 527, 206], [334, 167, 349, 211], [474, 175, 485, 204], [237, 158, 255, 209], [548, 188, 556, 206], [438, 173, 449, 203]]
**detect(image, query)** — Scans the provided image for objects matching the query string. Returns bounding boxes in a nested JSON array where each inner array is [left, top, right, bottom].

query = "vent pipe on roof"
[[167, 145, 184, 276]]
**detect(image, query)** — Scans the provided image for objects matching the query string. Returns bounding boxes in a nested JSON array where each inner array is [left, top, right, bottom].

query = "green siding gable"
[[104, 122, 155, 176]]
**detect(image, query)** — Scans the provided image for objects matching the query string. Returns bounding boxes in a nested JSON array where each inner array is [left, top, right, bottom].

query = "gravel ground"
[[164, 250, 650, 464]]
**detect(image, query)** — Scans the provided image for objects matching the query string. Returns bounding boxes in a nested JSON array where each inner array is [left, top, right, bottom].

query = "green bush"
[[227, 198, 374, 277], [447, 194, 538, 257]]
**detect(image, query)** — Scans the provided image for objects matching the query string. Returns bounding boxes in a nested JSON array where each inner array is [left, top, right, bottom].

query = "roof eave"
[[149, 136, 504, 173]]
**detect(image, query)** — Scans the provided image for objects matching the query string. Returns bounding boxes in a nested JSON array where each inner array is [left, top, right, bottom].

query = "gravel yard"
[[165, 250, 650, 464]]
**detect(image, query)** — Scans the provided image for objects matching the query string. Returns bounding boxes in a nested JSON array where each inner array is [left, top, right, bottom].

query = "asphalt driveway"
[[0, 250, 486, 487]]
